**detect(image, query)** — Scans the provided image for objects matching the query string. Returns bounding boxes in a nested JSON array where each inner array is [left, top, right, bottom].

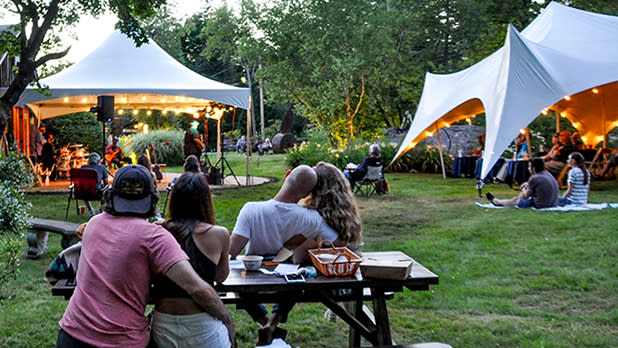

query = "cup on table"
[[242, 255, 263, 271]]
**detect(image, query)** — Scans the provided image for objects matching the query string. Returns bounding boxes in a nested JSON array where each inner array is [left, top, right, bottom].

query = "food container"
[[360, 258, 413, 280], [242, 255, 263, 271], [308, 240, 362, 277]]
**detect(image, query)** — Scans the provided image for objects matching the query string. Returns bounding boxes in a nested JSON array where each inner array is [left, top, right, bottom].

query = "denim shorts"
[[151, 311, 231, 348], [517, 197, 534, 208]]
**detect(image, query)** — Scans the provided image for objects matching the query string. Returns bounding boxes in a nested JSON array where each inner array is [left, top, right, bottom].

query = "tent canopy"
[[17, 30, 251, 119], [393, 2, 618, 180]]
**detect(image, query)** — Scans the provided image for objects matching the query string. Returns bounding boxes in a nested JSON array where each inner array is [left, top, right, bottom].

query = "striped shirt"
[[566, 167, 589, 204]]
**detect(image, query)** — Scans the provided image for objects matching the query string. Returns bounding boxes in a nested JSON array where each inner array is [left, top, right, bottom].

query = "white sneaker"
[[323, 309, 338, 322]]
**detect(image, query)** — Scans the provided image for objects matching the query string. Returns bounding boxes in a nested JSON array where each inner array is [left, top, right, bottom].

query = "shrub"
[[127, 130, 185, 166], [0, 181, 31, 298], [0, 151, 34, 188], [395, 145, 454, 173], [284, 130, 398, 170]]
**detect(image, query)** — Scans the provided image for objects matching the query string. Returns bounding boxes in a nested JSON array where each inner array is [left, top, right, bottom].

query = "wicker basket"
[[308, 240, 362, 276]]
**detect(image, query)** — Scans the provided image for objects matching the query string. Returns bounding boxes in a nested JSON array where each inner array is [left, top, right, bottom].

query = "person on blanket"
[[486, 158, 559, 208], [558, 152, 590, 205]]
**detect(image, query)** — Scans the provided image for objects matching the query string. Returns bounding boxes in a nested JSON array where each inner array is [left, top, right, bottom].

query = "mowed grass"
[[2, 153, 617, 347]]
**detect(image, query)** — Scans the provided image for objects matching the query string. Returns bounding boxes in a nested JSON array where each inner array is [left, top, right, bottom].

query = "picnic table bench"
[[27, 218, 80, 259]]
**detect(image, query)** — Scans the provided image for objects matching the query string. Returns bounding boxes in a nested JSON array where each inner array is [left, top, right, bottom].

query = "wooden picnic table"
[[51, 251, 439, 347]]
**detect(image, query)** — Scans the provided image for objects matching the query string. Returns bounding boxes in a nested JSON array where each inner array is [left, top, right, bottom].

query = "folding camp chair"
[[65, 168, 101, 220], [354, 165, 384, 196]]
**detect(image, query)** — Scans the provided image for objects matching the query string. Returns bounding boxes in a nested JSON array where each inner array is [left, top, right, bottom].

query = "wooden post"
[[436, 125, 447, 179]]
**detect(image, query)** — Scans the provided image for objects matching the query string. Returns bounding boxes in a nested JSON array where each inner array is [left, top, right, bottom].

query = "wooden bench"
[[27, 218, 80, 259]]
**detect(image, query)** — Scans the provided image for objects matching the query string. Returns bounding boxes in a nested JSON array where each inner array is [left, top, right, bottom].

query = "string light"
[[142, 96, 147, 101], [564, 95, 571, 101], [146, 110, 152, 116], [541, 108, 549, 115], [132, 109, 139, 115], [160, 98, 166, 103], [121, 97, 127, 103], [81, 98, 87, 103], [519, 129, 526, 134], [118, 109, 124, 115], [560, 112, 566, 118], [63, 97, 69, 103], [592, 88, 599, 94]]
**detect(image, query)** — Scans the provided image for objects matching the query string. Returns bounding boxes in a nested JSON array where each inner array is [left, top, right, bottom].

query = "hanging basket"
[[308, 240, 362, 277]]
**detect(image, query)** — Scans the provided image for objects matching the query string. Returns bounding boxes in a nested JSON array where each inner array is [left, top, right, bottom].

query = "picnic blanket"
[[475, 202, 618, 211]]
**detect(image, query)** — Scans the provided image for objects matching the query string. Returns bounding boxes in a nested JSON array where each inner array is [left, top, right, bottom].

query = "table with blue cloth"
[[504, 160, 530, 187], [474, 158, 506, 181], [452, 156, 478, 178]]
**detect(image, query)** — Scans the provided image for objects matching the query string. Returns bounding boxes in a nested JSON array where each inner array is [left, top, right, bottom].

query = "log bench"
[[27, 218, 80, 259]]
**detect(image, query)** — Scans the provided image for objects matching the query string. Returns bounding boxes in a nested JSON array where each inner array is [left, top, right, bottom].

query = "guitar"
[[105, 140, 133, 163]]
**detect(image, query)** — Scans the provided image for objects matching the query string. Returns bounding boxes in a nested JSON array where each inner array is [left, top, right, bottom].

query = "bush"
[[0, 181, 31, 298], [284, 130, 398, 170], [0, 151, 33, 188], [127, 130, 185, 166], [389, 145, 454, 173]]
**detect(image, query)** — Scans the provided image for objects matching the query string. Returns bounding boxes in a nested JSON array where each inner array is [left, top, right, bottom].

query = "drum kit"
[[56, 144, 89, 179]]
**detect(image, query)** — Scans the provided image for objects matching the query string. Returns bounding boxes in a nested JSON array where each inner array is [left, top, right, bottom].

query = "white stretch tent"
[[393, 2, 618, 180], [17, 30, 251, 118]]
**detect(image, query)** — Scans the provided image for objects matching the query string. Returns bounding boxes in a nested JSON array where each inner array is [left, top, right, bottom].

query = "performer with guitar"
[[105, 137, 132, 170]]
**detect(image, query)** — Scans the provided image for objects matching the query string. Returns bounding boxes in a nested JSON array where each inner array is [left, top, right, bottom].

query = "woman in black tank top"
[[151, 172, 231, 348]]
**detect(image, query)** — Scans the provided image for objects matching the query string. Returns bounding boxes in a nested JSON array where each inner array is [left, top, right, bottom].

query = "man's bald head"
[[282, 165, 317, 199]]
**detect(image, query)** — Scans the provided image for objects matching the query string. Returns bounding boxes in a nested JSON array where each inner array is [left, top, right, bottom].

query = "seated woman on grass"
[[559, 152, 590, 205], [150, 172, 231, 348]]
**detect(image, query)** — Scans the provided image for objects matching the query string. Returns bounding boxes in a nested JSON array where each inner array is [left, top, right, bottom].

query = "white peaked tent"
[[17, 30, 251, 118], [393, 2, 618, 180]]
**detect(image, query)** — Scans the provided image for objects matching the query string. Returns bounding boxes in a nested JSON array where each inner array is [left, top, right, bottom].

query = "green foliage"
[[285, 129, 399, 170], [127, 129, 184, 165], [389, 145, 454, 174], [45, 112, 103, 153], [0, 152, 33, 188], [0, 182, 31, 298]]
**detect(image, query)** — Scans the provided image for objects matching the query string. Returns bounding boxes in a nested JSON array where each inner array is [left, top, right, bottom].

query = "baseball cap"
[[112, 165, 154, 214]]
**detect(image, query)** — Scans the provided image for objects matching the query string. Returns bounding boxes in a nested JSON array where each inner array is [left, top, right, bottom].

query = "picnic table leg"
[[348, 290, 364, 347], [372, 289, 392, 346], [319, 290, 376, 346]]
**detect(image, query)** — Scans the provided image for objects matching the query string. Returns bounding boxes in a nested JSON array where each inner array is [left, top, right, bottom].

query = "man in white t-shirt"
[[230, 165, 339, 345]]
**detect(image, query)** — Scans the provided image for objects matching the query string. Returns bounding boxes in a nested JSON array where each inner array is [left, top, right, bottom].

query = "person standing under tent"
[[184, 126, 204, 160]]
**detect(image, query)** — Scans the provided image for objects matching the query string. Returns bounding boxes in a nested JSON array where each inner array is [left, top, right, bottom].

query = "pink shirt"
[[59, 213, 188, 347]]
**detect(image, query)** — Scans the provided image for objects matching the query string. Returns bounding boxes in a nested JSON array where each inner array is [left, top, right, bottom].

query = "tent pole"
[[216, 118, 221, 163], [525, 127, 531, 157], [246, 96, 253, 186], [435, 125, 446, 179], [555, 110, 560, 133], [602, 92, 607, 148]]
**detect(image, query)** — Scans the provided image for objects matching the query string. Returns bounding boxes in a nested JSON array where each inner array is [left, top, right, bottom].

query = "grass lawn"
[[1, 153, 617, 347]]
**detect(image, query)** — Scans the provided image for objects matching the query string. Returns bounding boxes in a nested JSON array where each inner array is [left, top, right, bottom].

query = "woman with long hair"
[[560, 152, 590, 205], [292, 162, 362, 266], [301, 161, 362, 250], [150, 172, 231, 348]]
